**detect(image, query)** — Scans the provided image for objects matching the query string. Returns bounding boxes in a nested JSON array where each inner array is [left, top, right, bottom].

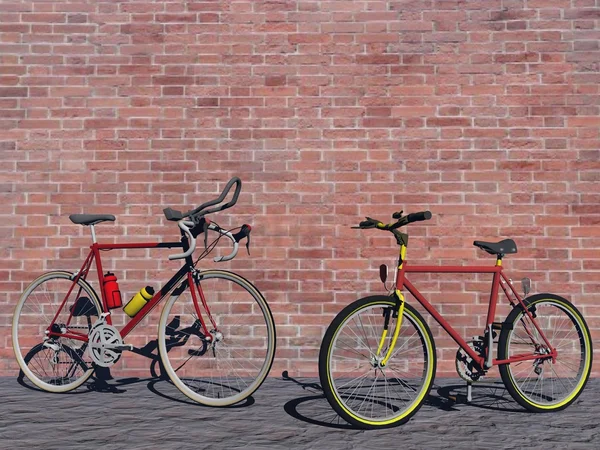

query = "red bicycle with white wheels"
[[12, 177, 276, 406]]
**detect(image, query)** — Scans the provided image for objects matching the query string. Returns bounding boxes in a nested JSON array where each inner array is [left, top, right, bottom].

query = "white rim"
[[12, 271, 101, 393], [158, 270, 275, 406]]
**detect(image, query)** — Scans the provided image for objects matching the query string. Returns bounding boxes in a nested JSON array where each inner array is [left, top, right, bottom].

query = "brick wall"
[[1, 0, 599, 378]]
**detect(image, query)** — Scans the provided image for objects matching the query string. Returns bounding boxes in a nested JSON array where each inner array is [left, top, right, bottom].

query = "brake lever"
[[203, 220, 210, 250], [232, 224, 252, 255], [351, 217, 382, 229]]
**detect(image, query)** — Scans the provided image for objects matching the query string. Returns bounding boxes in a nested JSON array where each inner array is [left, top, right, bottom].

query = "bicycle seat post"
[[89, 224, 97, 244]]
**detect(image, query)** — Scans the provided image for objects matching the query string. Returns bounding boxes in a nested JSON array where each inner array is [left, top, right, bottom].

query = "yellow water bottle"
[[123, 286, 155, 317]]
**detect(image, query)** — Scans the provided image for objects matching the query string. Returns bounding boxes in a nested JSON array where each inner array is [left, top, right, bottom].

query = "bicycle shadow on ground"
[[436, 382, 525, 413], [16, 365, 153, 395], [18, 366, 256, 408], [17, 337, 255, 408], [281, 371, 458, 430], [145, 377, 255, 409], [137, 337, 256, 408]]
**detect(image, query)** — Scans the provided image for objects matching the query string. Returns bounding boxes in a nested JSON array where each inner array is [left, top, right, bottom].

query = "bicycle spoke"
[[324, 300, 433, 425], [14, 273, 99, 392], [502, 299, 590, 409], [159, 271, 274, 406]]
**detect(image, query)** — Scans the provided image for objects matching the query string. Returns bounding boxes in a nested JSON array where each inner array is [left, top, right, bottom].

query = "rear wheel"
[[319, 296, 436, 429], [12, 271, 101, 392], [498, 294, 592, 412], [158, 270, 276, 406]]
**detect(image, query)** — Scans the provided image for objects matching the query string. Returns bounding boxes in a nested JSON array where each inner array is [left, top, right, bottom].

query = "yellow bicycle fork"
[[376, 244, 407, 366]]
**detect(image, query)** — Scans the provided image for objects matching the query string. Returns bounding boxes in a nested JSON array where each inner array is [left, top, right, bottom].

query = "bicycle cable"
[[193, 222, 244, 265]]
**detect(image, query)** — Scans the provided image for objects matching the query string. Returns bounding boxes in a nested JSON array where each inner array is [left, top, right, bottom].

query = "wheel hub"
[[370, 355, 386, 369], [533, 347, 552, 375], [209, 330, 223, 347]]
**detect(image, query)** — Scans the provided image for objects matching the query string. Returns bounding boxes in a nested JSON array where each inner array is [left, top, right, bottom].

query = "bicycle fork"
[[375, 243, 408, 368], [375, 289, 406, 369], [188, 270, 220, 352]]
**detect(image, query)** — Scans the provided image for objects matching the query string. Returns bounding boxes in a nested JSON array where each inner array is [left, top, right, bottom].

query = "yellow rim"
[[506, 298, 591, 410], [326, 300, 435, 426]]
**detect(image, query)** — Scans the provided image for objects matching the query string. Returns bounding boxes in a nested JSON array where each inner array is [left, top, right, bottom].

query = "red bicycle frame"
[[47, 238, 216, 343], [396, 259, 556, 370]]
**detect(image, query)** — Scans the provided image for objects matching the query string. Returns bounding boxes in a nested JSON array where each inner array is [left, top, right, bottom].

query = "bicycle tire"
[[498, 294, 593, 412], [12, 271, 102, 392], [158, 269, 276, 406], [319, 295, 436, 429]]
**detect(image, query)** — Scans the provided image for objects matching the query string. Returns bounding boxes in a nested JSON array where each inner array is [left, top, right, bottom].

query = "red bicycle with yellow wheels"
[[318, 210, 592, 428]]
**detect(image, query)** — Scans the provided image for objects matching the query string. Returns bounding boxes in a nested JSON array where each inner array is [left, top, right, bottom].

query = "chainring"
[[88, 321, 123, 367], [455, 340, 486, 382]]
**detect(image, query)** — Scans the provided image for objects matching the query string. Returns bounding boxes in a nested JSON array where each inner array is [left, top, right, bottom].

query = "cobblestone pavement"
[[1, 374, 597, 450]]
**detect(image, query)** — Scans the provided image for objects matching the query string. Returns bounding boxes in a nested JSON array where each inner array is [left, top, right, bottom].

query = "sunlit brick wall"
[[1, 0, 599, 377]]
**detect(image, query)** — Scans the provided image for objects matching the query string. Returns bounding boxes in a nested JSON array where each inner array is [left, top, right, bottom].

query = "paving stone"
[[0, 376, 597, 449]]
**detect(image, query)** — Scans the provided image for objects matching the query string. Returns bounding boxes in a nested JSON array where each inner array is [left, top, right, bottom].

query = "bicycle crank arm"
[[100, 343, 134, 352], [485, 324, 493, 369]]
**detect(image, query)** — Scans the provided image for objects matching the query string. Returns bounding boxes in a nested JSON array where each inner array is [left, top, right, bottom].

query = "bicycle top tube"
[[68, 177, 252, 262]]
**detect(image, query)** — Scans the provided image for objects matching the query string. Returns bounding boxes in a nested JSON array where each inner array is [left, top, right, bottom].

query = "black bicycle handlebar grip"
[[163, 207, 183, 221], [406, 211, 432, 224]]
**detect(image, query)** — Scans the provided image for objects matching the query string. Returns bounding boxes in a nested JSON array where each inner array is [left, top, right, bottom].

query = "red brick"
[[0, 87, 27, 97], [84, 119, 122, 129], [427, 117, 472, 127], [569, 116, 600, 127]]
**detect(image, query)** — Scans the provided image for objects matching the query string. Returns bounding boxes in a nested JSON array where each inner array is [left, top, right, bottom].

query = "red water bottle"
[[103, 272, 122, 309]]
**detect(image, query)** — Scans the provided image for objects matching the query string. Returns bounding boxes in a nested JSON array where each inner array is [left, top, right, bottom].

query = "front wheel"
[[319, 295, 437, 429], [158, 270, 276, 406], [498, 294, 593, 412]]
